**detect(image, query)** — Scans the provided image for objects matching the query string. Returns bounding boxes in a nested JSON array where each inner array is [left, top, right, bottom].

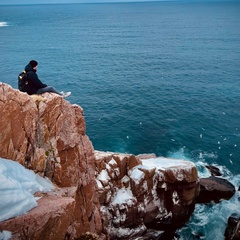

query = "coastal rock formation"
[[0, 83, 104, 239], [0, 194, 75, 240], [205, 165, 222, 176], [95, 151, 199, 239], [4, 83, 235, 240], [196, 176, 235, 203], [225, 213, 240, 240]]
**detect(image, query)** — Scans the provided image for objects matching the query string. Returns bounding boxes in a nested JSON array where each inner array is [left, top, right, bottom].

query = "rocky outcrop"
[[0, 83, 104, 239], [205, 165, 222, 176], [0, 194, 75, 240], [225, 213, 240, 240], [3, 83, 234, 240], [224, 186, 240, 240], [95, 151, 199, 239], [196, 176, 235, 203]]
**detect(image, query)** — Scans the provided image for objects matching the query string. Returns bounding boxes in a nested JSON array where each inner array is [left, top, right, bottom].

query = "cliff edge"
[[0, 83, 103, 239], [0, 83, 201, 240]]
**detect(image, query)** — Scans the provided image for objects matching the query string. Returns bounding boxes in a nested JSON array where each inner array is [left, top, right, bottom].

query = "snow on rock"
[[0, 84, 105, 239], [0, 195, 76, 240], [0, 158, 54, 222], [95, 151, 199, 240], [130, 168, 145, 184], [111, 188, 135, 206], [0, 231, 12, 240], [121, 175, 130, 187], [98, 169, 110, 182], [111, 224, 147, 239], [141, 157, 197, 183], [141, 157, 194, 169]]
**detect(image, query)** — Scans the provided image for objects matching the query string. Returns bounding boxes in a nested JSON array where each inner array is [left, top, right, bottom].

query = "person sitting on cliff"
[[21, 60, 71, 98]]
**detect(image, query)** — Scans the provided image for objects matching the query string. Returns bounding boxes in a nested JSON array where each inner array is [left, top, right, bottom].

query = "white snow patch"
[[130, 168, 144, 184], [105, 163, 111, 170], [96, 179, 103, 188], [111, 188, 134, 206], [0, 230, 12, 240], [141, 157, 194, 170], [108, 158, 117, 166], [112, 224, 146, 238], [118, 155, 127, 161], [98, 169, 110, 181], [121, 175, 130, 184], [0, 158, 54, 222]]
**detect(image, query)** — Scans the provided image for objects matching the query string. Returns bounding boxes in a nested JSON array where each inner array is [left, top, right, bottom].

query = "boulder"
[[225, 213, 240, 240], [196, 176, 235, 203]]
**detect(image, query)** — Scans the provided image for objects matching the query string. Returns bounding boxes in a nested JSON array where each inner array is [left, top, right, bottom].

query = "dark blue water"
[[1, 2, 240, 239]]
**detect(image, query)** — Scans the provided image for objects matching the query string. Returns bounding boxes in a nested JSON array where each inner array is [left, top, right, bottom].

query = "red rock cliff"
[[0, 83, 200, 240], [0, 83, 105, 240]]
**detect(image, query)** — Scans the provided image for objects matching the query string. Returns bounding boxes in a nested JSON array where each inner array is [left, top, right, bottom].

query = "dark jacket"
[[25, 64, 47, 95]]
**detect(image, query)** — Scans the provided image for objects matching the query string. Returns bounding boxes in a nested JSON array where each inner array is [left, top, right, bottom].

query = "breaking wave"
[[0, 22, 8, 27], [177, 174, 240, 240], [168, 148, 240, 240]]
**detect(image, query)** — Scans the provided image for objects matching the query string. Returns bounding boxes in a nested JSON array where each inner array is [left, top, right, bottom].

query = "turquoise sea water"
[[0, 2, 240, 239]]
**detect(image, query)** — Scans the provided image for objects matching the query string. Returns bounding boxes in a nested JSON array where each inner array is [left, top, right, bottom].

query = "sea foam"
[[0, 22, 8, 27]]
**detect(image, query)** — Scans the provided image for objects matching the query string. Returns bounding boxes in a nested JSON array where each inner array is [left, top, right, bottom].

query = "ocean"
[[0, 1, 240, 239]]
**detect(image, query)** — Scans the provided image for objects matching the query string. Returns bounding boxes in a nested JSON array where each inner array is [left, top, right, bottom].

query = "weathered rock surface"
[[225, 213, 240, 240], [95, 151, 199, 239], [2, 83, 230, 240], [196, 176, 236, 203], [0, 194, 75, 240], [0, 83, 104, 239], [206, 165, 222, 176]]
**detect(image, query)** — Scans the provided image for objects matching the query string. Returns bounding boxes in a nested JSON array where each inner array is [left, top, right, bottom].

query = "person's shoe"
[[61, 91, 71, 98]]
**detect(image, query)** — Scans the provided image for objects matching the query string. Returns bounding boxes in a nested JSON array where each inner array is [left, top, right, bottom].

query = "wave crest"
[[0, 22, 8, 27]]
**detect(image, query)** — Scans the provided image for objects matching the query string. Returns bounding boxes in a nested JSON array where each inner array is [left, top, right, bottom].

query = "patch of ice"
[[0, 230, 12, 240], [0, 158, 54, 222]]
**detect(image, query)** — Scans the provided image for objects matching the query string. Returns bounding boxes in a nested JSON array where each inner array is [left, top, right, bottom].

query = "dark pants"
[[37, 86, 61, 95]]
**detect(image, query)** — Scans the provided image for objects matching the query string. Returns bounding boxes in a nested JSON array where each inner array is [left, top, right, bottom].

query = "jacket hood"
[[25, 64, 37, 73]]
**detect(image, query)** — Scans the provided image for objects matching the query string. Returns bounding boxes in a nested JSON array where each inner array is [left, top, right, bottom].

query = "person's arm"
[[28, 72, 47, 89]]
